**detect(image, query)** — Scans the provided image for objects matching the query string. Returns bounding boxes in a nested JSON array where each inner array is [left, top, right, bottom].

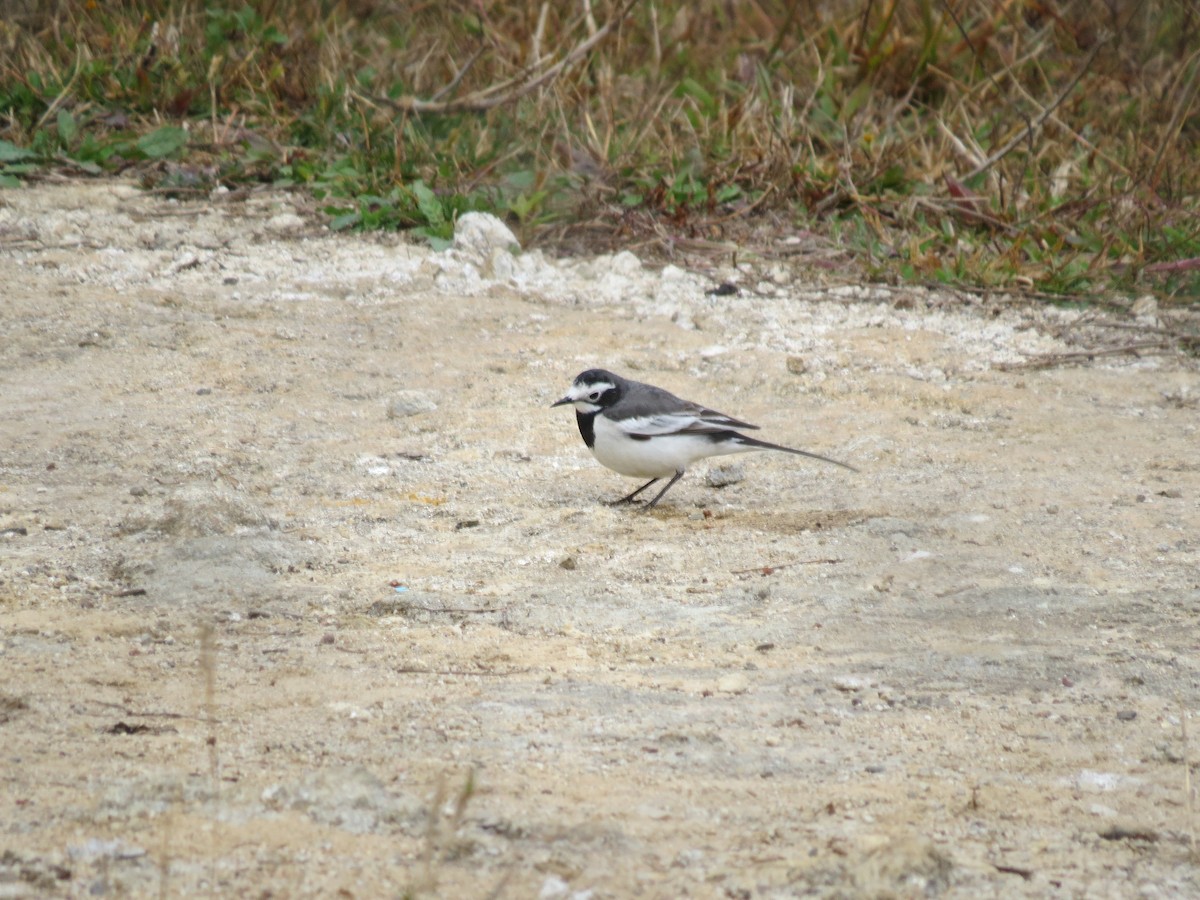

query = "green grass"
[[1, 0, 1198, 303]]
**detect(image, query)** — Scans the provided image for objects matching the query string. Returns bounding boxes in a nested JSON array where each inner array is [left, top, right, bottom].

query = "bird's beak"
[[551, 396, 573, 408]]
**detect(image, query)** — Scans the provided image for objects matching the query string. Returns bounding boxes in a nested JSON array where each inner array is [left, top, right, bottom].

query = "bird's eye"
[[588, 391, 601, 401]]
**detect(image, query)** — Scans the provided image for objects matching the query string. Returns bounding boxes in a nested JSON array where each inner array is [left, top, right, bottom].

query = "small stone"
[[831, 675, 870, 692], [266, 212, 306, 232], [319, 633, 336, 646], [559, 556, 577, 570], [786, 356, 808, 375], [717, 673, 750, 695], [706, 281, 738, 296], [1116, 710, 1137, 722], [1131, 295, 1157, 322], [705, 463, 745, 488], [388, 390, 437, 419]]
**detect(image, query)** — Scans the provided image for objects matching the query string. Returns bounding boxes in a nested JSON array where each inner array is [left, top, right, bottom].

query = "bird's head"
[[551, 369, 622, 413]]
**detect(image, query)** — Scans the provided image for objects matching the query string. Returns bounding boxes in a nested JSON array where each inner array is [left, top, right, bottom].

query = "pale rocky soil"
[[1, 181, 1199, 898]]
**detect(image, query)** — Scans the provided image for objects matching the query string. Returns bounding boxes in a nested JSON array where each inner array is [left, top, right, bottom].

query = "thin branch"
[[34, 42, 84, 131], [965, 35, 1109, 180], [370, 0, 640, 115], [994, 341, 1180, 371], [430, 47, 485, 102], [394, 666, 532, 677], [732, 558, 842, 575]]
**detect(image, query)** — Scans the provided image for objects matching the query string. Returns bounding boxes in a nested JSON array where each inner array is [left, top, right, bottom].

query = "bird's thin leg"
[[642, 470, 684, 510], [610, 478, 660, 505]]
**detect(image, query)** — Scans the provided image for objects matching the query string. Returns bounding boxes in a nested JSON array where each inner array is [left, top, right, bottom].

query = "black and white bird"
[[551, 368, 856, 509]]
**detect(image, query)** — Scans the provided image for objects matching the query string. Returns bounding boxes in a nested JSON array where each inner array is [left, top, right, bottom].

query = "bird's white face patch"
[[566, 379, 615, 413]]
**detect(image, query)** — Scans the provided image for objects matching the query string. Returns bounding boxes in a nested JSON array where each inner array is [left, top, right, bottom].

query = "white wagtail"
[[551, 368, 856, 509]]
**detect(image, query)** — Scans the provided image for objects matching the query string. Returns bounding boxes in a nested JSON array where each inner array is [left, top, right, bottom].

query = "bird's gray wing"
[[616, 382, 759, 431], [611, 410, 759, 438]]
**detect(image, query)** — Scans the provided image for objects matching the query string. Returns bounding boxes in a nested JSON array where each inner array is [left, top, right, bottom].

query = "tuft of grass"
[[1, 1, 1198, 304], [405, 769, 487, 900]]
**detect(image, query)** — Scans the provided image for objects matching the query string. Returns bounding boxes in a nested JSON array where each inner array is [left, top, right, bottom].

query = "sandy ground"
[[1, 181, 1199, 898]]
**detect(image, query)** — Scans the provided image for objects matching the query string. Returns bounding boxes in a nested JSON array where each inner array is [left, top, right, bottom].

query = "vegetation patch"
[[1, 0, 1197, 303]]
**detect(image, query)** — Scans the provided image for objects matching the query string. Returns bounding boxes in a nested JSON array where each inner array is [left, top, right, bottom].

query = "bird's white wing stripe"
[[696, 412, 748, 428], [608, 413, 707, 436]]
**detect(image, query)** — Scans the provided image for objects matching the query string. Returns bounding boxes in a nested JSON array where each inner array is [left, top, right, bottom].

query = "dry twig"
[[994, 341, 1179, 371], [964, 35, 1110, 180], [732, 558, 842, 575], [368, 0, 640, 115]]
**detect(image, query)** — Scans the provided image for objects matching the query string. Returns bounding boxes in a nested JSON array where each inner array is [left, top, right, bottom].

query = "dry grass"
[[1, 0, 1198, 302]]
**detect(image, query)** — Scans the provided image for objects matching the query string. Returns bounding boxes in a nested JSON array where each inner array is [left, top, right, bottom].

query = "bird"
[[551, 368, 856, 509]]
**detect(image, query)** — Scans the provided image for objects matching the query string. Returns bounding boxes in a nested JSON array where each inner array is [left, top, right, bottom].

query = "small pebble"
[[319, 633, 336, 646], [1116, 710, 1137, 722], [717, 673, 750, 695], [705, 463, 745, 488], [388, 390, 437, 419], [831, 675, 870, 693], [266, 212, 306, 232], [786, 356, 808, 375]]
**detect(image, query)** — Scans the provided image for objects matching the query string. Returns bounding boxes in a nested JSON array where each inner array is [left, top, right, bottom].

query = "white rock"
[[831, 675, 870, 692], [611, 250, 642, 274], [452, 212, 520, 258], [717, 672, 750, 694], [539, 875, 570, 899], [266, 212, 306, 232]]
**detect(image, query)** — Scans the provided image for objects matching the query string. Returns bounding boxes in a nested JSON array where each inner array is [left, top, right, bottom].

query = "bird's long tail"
[[728, 432, 858, 472]]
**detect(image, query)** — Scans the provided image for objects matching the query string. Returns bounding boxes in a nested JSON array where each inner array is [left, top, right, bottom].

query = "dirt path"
[[2, 182, 1198, 897]]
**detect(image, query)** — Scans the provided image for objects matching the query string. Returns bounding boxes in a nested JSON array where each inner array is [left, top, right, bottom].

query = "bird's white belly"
[[590, 416, 752, 478]]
